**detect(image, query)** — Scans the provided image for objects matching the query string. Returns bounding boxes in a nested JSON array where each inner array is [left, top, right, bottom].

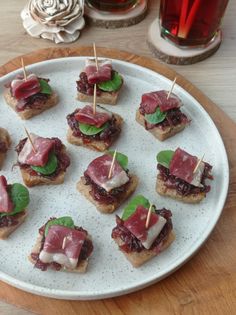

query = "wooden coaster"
[[84, 0, 147, 28], [147, 18, 222, 65]]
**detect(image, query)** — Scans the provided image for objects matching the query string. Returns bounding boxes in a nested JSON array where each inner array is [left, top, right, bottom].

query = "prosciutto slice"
[[18, 133, 54, 167], [85, 154, 129, 192], [75, 105, 112, 128], [140, 90, 182, 114], [124, 206, 167, 249], [0, 176, 13, 213], [169, 148, 204, 187], [85, 59, 112, 84], [11, 74, 41, 100], [39, 225, 86, 269]]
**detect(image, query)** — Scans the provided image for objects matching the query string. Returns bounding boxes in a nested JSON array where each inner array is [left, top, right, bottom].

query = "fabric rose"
[[21, 0, 85, 43]]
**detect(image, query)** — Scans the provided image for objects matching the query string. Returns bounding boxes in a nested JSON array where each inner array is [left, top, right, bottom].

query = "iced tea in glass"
[[86, 0, 139, 12], [160, 0, 229, 47]]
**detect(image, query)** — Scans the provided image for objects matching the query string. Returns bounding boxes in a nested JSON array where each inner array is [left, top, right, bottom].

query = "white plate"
[[0, 57, 229, 300]]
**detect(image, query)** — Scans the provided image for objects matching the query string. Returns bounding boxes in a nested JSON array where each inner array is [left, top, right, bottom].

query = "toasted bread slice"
[[4, 89, 59, 120], [0, 127, 11, 169], [0, 211, 27, 240], [67, 113, 123, 152], [136, 110, 187, 141], [113, 230, 175, 267], [29, 233, 90, 273], [18, 145, 69, 187], [156, 175, 206, 203], [77, 89, 120, 105], [77, 174, 139, 214]]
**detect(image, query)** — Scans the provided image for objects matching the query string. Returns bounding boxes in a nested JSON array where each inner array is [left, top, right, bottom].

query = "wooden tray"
[[0, 47, 235, 315]]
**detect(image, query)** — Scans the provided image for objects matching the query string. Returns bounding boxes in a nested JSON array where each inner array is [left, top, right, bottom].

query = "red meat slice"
[[85, 59, 112, 84], [74, 105, 111, 128], [0, 176, 13, 213], [11, 74, 41, 100], [43, 225, 86, 259], [169, 148, 198, 184]]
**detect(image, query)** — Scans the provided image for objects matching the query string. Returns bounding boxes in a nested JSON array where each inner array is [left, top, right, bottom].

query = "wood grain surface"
[[0, 46, 236, 315]]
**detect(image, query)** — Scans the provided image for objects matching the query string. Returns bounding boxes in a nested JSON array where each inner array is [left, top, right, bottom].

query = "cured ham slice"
[[39, 225, 86, 269], [75, 105, 112, 128], [124, 206, 167, 249], [169, 148, 204, 187], [18, 133, 54, 167], [0, 176, 13, 213], [11, 74, 41, 100], [140, 90, 182, 114], [85, 154, 129, 192], [85, 59, 112, 84]]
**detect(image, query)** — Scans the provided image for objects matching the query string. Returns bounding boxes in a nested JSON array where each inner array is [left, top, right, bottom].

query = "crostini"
[[67, 104, 123, 151], [76, 58, 123, 105], [4, 74, 58, 119], [77, 151, 139, 213], [112, 195, 175, 267], [0, 175, 29, 239], [156, 148, 213, 203], [29, 216, 93, 272], [136, 90, 190, 141], [15, 133, 70, 187], [0, 127, 11, 169]]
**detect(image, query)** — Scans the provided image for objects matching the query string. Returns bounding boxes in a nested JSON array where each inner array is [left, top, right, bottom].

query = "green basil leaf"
[[39, 79, 52, 95], [156, 150, 175, 168], [145, 107, 167, 124], [79, 122, 109, 136], [122, 195, 150, 221], [107, 150, 128, 170], [98, 71, 122, 92], [0, 183, 30, 217], [45, 216, 74, 236], [31, 152, 58, 175]]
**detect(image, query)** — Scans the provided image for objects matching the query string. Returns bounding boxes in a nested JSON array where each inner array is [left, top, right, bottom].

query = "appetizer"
[[4, 73, 58, 119], [156, 148, 213, 203], [0, 127, 11, 169], [0, 175, 29, 239], [76, 59, 123, 105], [136, 90, 190, 141], [67, 104, 123, 152], [15, 133, 70, 187], [77, 151, 139, 213], [29, 216, 93, 272], [112, 195, 175, 267]]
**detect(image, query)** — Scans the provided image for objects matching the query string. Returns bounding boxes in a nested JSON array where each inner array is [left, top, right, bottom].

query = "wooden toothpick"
[[93, 84, 97, 115], [193, 154, 205, 174], [108, 149, 117, 179], [62, 236, 67, 250], [24, 127, 37, 153], [21, 58, 27, 81], [145, 204, 153, 229], [167, 77, 177, 99], [93, 42, 99, 71]]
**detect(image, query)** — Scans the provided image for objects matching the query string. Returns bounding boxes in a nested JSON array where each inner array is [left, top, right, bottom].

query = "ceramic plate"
[[0, 57, 229, 299]]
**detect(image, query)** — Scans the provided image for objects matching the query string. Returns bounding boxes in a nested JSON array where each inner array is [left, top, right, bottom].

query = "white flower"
[[21, 0, 85, 43]]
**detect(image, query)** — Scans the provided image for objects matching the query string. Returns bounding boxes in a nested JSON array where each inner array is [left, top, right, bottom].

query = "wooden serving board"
[[0, 47, 236, 315]]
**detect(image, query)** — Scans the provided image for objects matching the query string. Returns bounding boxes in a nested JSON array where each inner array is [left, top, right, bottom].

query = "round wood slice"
[[147, 18, 222, 65], [0, 47, 236, 315], [84, 0, 147, 28]]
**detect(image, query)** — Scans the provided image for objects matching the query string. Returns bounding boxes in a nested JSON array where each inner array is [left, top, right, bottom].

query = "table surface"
[[1, 0, 236, 314]]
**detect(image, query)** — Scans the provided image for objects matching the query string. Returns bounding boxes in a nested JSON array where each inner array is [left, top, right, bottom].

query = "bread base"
[[136, 110, 187, 141], [0, 127, 11, 169], [77, 90, 119, 105], [156, 175, 206, 203], [77, 174, 139, 213], [4, 89, 59, 120], [113, 230, 175, 267], [0, 211, 27, 240], [67, 113, 123, 152], [29, 234, 89, 273]]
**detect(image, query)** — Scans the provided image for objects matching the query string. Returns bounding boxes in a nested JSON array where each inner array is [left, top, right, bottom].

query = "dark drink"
[[160, 0, 229, 47], [86, 0, 138, 12]]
